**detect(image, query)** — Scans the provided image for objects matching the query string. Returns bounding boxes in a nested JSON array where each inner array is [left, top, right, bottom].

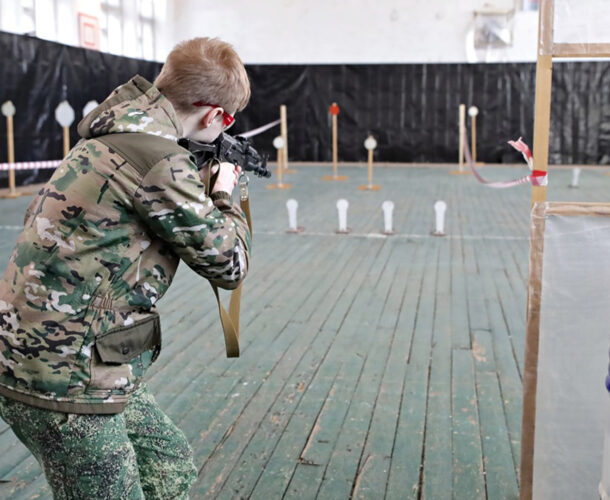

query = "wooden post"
[[63, 127, 70, 157], [530, 62, 552, 205], [367, 148, 373, 187], [450, 104, 470, 175], [521, 2, 554, 499], [280, 105, 295, 174], [267, 136, 291, 190], [459, 104, 465, 171], [7, 114, 16, 197], [530, 55, 553, 206], [358, 135, 381, 191], [280, 105, 288, 168], [1, 100, 20, 198], [471, 114, 477, 164], [529, 0, 554, 207], [332, 111, 338, 176], [277, 146, 283, 187]]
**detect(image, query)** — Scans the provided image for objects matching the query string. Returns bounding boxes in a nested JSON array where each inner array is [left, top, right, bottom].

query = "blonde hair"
[[155, 37, 250, 115]]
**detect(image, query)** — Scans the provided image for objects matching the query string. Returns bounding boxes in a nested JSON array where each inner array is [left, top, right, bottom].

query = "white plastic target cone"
[[433, 200, 447, 236], [382, 201, 394, 234], [286, 199, 298, 231], [570, 167, 582, 188], [336, 199, 349, 233]]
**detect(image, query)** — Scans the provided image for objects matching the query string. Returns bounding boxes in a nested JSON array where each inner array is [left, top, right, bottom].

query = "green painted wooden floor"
[[0, 165, 607, 499]]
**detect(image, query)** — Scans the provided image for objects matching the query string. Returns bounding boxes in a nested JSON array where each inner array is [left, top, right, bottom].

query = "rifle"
[[178, 133, 271, 178]]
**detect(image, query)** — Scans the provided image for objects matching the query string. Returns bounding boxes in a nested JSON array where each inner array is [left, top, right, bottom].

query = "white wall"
[[0, 0, 540, 63], [168, 0, 539, 64]]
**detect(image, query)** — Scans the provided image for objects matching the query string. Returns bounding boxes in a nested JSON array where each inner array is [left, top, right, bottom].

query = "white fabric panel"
[[534, 214, 610, 498]]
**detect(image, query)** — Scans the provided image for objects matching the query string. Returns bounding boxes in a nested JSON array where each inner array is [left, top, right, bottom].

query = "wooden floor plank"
[[476, 372, 520, 500], [452, 349, 486, 499]]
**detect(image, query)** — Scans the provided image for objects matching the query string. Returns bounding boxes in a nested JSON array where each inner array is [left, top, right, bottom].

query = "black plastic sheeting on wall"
[[0, 31, 162, 187], [240, 62, 610, 166], [1, 31, 610, 188]]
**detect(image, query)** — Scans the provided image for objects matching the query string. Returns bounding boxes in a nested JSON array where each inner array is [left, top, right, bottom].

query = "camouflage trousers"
[[0, 384, 197, 499]]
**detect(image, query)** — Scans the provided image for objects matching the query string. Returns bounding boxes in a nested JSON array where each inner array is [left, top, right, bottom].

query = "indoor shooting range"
[[0, 1, 609, 499]]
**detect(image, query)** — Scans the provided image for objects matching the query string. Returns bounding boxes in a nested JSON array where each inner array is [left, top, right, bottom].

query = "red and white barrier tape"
[[240, 119, 281, 139], [0, 160, 62, 171], [0, 119, 282, 172], [464, 130, 548, 188]]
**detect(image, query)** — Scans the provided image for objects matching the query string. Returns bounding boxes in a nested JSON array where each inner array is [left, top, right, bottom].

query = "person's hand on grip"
[[199, 162, 242, 196], [211, 163, 242, 195]]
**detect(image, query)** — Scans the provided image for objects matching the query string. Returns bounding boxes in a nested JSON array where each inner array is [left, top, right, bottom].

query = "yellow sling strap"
[[210, 175, 252, 358]]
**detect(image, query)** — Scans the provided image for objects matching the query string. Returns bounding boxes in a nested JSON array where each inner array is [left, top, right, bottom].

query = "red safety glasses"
[[193, 101, 235, 130]]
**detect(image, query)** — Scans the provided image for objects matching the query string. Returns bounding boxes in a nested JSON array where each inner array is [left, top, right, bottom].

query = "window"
[[34, 0, 57, 41], [101, 0, 158, 60], [101, 0, 123, 55], [137, 0, 155, 60], [20, 0, 36, 34], [4, 0, 159, 60]]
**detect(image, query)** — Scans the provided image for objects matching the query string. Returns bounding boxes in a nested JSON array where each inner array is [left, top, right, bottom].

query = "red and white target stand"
[[267, 136, 292, 190], [357, 135, 381, 191], [322, 102, 348, 181], [450, 103, 471, 175], [55, 100, 75, 157]]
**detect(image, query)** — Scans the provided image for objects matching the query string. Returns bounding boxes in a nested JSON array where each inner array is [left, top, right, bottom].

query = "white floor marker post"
[[286, 199, 304, 233], [336, 199, 350, 234], [432, 200, 447, 236], [55, 100, 75, 157], [382, 201, 395, 235], [569, 167, 581, 188]]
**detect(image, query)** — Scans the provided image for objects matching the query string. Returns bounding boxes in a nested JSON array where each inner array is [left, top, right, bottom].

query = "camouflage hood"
[[78, 75, 183, 141]]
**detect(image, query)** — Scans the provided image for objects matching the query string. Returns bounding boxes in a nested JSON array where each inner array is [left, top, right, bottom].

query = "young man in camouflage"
[[0, 37, 251, 499]]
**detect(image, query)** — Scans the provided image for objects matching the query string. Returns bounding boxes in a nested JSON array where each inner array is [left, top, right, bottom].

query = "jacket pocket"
[[95, 314, 161, 364], [87, 313, 161, 395]]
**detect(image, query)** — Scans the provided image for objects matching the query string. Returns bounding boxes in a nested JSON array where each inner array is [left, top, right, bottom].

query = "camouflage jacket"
[[0, 75, 251, 413]]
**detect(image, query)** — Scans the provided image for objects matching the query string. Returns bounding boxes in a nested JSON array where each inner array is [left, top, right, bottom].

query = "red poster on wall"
[[78, 13, 100, 50]]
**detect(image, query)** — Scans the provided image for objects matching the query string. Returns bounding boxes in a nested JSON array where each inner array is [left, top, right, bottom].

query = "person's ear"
[[199, 108, 223, 129]]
